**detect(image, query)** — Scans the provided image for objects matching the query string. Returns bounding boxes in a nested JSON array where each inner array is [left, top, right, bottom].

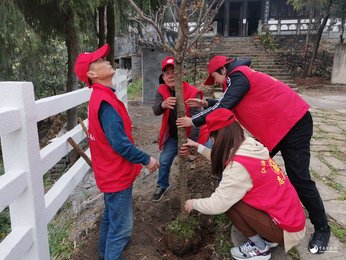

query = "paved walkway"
[[227, 91, 346, 259]]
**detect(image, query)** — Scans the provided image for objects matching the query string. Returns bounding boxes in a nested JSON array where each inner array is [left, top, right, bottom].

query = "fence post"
[[0, 82, 49, 259]]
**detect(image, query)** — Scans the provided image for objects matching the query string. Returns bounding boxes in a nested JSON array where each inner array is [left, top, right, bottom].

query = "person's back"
[[228, 65, 309, 151]]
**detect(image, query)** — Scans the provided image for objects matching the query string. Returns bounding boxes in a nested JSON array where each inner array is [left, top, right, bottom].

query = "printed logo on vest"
[[89, 133, 96, 141]]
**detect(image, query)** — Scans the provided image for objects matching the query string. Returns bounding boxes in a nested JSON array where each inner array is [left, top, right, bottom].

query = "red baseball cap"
[[206, 108, 236, 132], [161, 56, 174, 71], [74, 44, 110, 86], [204, 56, 234, 85]]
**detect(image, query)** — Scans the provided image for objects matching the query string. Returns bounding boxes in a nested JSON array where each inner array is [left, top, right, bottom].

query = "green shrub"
[[259, 30, 278, 50], [127, 78, 142, 101], [166, 215, 198, 240]]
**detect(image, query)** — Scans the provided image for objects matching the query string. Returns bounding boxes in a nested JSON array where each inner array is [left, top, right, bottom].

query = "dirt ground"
[[70, 87, 224, 260]]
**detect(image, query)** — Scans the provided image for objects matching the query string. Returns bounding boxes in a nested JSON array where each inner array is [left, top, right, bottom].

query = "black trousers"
[[270, 111, 328, 229]]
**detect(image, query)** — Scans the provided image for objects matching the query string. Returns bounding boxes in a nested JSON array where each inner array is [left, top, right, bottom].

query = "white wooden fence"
[[0, 69, 128, 260]]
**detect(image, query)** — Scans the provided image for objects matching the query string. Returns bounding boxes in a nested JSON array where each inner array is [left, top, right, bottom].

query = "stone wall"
[[115, 34, 139, 58], [142, 47, 171, 103], [331, 44, 346, 84]]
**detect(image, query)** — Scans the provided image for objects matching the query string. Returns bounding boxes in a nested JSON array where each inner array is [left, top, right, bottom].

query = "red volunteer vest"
[[224, 66, 310, 151], [233, 155, 305, 232], [158, 82, 210, 150], [88, 83, 141, 192]]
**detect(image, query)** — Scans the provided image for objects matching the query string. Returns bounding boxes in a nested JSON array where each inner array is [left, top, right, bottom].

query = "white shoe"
[[263, 239, 278, 248], [231, 240, 271, 260]]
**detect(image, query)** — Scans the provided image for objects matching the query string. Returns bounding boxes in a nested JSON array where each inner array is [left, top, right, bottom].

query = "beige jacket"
[[193, 137, 305, 252]]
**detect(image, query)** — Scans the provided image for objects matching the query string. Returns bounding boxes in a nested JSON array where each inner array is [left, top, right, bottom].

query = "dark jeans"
[[270, 111, 328, 229], [158, 137, 178, 189], [98, 186, 133, 260]]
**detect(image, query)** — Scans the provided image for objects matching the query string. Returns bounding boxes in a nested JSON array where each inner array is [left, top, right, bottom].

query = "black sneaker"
[[151, 187, 167, 202], [308, 226, 331, 254]]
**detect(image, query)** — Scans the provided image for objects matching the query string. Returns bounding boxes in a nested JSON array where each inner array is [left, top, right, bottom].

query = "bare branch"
[[174, 0, 190, 62], [188, 0, 225, 35], [126, 0, 173, 52], [187, 1, 225, 49], [168, 5, 178, 28]]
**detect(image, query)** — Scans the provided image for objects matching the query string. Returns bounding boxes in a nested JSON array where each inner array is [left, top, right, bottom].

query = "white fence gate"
[[0, 69, 128, 260]]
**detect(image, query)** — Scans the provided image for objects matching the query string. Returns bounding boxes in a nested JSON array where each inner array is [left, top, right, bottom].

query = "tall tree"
[[288, 0, 334, 77], [127, 0, 225, 215], [98, 5, 106, 47], [15, 0, 98, 129], [107, 3, 116, 67], [0, 1, 68, 99]]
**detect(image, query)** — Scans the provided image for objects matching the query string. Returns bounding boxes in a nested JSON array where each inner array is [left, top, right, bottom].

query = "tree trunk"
[[341, 17, 345, 44], [174, 0, 189, 217], [304, 7, 314, 60], [106, 4, 115, 68], [98, 5, 106, 47], [175, 61, 188, 217], [65, 4, 79, 130], [307, 1, 332, 77]]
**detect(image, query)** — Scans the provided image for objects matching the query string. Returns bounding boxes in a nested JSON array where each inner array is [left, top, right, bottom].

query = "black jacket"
[[192, 58, 252, 127]]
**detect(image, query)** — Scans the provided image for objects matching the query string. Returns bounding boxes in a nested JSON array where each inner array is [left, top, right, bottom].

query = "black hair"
[[159, 74, 164, 84]]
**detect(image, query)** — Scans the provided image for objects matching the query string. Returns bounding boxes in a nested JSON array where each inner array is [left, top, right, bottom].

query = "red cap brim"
[[90, 44, 110, 64], [204, 74, 215, 86]]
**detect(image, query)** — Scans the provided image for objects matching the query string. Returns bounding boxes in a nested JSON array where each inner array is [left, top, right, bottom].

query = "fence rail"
[[0, 69, 128, 259]]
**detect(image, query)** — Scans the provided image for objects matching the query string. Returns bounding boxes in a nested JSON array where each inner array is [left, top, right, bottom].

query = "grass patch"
[[214, 233, 233, 257], [310, 169, 346, 200], [329, 220, 346, 243], [213, 214, 232, 258], [166, 215, 198, 241], [287, 247, 301, 260], [329, 144, 345, 162], [0, 207, 11, 243], [127, 78, 142, 101], [48, 217, 75, 259]]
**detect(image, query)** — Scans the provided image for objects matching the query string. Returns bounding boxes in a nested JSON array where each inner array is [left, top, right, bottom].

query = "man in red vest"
[[74, 44, 159, 260], [176, 56, 330, 254], [151, 56, 210, 202]]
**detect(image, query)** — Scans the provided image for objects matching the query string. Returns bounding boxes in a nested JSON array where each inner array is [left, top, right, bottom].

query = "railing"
[[263, 18, 345, 36], [0, 69, 128, 259]]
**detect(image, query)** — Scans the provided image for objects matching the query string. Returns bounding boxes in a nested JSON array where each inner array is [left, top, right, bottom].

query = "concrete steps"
[[207, 37, 298, 90]]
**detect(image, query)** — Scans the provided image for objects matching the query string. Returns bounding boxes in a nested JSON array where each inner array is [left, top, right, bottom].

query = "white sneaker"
[[263, 239, 278, 248], [231, 240, 271, 260]]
